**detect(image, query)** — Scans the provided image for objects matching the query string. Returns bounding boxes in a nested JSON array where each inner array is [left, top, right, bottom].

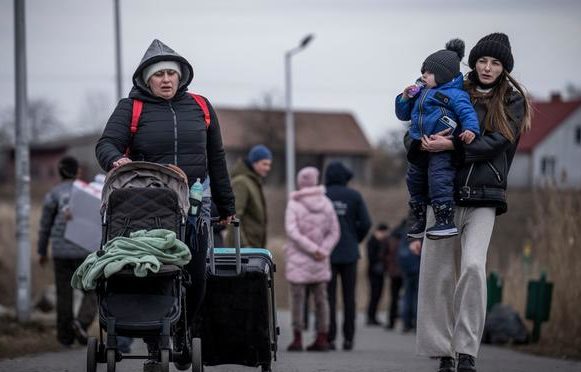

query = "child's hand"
[[459, 130, 476, 144], [402, 85, 418, 99]]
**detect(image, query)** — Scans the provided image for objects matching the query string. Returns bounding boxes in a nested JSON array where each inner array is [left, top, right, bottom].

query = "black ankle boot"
[[437, 356, 455, 372], [457, 353, 476, 372]]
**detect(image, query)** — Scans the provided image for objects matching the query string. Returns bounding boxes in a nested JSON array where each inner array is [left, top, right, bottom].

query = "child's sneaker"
[[426, 202, 458, 240], [407, 201, 427, 239]]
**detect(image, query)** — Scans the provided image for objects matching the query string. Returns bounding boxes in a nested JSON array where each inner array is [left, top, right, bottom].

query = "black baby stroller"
[[86, 161, 202, 372]]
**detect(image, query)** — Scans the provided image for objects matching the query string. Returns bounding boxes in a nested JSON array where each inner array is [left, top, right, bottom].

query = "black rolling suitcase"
[[200, 219, 278, 372]]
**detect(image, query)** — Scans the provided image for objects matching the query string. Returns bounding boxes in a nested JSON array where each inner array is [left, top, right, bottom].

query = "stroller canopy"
[[101, 162, 190, 218]]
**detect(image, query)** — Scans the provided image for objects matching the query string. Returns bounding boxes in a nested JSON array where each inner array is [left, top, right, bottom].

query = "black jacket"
[[95, 40, 235, 218], [366, 236, 386, 275], [406, 89, 525, 215], [325, 162, 372, 264]]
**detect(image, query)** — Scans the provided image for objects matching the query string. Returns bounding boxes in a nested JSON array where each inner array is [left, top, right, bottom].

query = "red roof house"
[[510, 94, 581, 188]]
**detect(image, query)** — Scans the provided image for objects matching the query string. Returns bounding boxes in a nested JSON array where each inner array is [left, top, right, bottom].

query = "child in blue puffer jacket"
[[395, 39, 479, 240]]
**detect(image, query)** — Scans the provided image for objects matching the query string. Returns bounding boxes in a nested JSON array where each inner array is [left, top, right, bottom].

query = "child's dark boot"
[[426, 202, 458, 240]]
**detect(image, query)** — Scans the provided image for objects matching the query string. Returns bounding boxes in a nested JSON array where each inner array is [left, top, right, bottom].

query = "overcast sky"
[[1, 0, 581, 143]]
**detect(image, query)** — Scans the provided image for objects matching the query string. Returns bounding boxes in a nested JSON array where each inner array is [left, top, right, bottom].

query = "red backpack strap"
[[124, 99, 144, 156], [189, 93, 211, 128], [130, 99, 143, 134]]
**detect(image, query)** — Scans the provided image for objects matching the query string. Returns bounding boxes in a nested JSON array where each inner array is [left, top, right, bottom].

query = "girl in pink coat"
[[284, 166, 340, 352]]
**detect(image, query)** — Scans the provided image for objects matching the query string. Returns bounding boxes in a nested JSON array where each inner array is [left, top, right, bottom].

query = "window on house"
[[576, 126, 581, 145], [541, 156, 556, 177]]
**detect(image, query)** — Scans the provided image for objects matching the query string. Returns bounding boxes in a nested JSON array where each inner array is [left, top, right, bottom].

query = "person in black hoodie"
[[96, 39, 235, 372], [406, 33, 532, 372], [324, 161, 371, 351]]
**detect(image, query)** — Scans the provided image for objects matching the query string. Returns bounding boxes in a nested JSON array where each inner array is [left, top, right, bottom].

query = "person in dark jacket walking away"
[[324, 161, 372, 351], [96, 39, 236, 372], [396, 39, 480, 240], [383, 222, 403, 330], [406, 33, 532, 372], [225, 144, 272, 248], [38, 156, 97, 348], [365, 223, 389, 326]]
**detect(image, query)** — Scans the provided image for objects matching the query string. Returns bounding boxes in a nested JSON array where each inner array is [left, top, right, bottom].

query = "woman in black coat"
[[406, 33, 532, 372], [96, 39, 235, 371]]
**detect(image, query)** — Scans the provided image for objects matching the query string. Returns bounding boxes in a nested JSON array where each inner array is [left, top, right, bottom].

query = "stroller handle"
[[209, 217, 241, 275]]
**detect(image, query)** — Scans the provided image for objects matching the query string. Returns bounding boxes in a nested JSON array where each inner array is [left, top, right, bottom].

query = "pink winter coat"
[[283, 185, 340, 284]]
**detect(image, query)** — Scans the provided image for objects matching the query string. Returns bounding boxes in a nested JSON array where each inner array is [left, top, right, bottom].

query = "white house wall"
[[532, 108, 581, 188], [508, 153, 531, 187]]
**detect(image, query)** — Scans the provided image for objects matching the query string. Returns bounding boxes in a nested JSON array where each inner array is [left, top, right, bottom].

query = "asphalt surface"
[[0, 311, 580, 372]]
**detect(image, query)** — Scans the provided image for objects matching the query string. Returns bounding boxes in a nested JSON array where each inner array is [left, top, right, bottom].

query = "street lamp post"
[[113, 0, 123, 101], [14, 0, 31, 322], [285, 34, 314, 195]]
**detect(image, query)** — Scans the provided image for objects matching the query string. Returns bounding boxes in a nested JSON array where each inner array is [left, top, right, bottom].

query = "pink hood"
[[283, 185, 340, 284]]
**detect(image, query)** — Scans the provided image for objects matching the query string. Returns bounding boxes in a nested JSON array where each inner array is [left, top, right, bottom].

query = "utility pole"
[[14, 0, 31, 322], [114, 0, 122, 101]]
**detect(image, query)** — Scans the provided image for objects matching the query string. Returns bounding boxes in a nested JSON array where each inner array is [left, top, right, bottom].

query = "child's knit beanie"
[[422, 39, 465, 85]]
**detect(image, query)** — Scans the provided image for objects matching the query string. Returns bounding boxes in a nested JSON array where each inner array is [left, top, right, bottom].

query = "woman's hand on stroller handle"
[[112, 156, 132, 169], [212, 215, 238, 226]]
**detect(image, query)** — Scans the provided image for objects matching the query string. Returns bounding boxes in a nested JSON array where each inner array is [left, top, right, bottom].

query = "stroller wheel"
[[174, 361, 191, 371], [106, 349, 116, 372], [160, 349, 170, 372], [192, 338, 203, 372], [86, 337, 97, 372]]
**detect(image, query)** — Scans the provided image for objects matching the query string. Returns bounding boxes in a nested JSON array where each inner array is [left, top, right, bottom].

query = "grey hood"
[[131, 39, 194, 97]]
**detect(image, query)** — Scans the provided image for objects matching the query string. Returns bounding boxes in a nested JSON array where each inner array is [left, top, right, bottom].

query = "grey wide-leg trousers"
[[416, 206, 496, 358]]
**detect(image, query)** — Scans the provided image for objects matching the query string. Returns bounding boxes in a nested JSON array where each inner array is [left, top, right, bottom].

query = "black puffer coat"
[[406, 89, 525, 215], [96, 39, 235, 218]]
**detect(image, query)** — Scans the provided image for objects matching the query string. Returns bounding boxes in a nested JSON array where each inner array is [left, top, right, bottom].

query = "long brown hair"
[[465, 71, 532, 143]]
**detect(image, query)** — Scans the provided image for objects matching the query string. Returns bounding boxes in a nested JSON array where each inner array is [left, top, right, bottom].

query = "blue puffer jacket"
[[395, 74, 479, 140]]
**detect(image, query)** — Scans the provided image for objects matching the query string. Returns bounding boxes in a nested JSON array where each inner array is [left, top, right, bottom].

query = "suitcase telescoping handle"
[[209, 217, 241, 276]]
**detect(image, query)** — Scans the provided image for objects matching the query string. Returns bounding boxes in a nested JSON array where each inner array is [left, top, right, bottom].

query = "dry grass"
[[503, 188, 581, 358], [0, 200, 54, 307], [0, 315, 61, 359]]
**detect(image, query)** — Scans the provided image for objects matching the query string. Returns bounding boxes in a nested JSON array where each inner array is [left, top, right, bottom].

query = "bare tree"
[[0, 106, 12, 145], [76, 91, 113, 133], [378, 126, 407, 155], [242, 91, 285, 150], [0, 98, 65, 143], [370, 127, 407, 186], [565, 83, 581, 99]]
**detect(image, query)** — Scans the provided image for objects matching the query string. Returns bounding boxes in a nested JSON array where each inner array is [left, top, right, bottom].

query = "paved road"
[[1, 311, 580, 372]]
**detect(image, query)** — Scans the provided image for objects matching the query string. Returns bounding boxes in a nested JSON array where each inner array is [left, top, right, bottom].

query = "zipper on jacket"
[[487, 161, 502, 182], [460, 163, 475, 200], [418, 88, 430, 136], [168, 102, 178, 165]]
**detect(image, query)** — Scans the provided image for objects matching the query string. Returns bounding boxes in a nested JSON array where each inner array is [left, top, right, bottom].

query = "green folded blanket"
[[71, 229, 191, 290]]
